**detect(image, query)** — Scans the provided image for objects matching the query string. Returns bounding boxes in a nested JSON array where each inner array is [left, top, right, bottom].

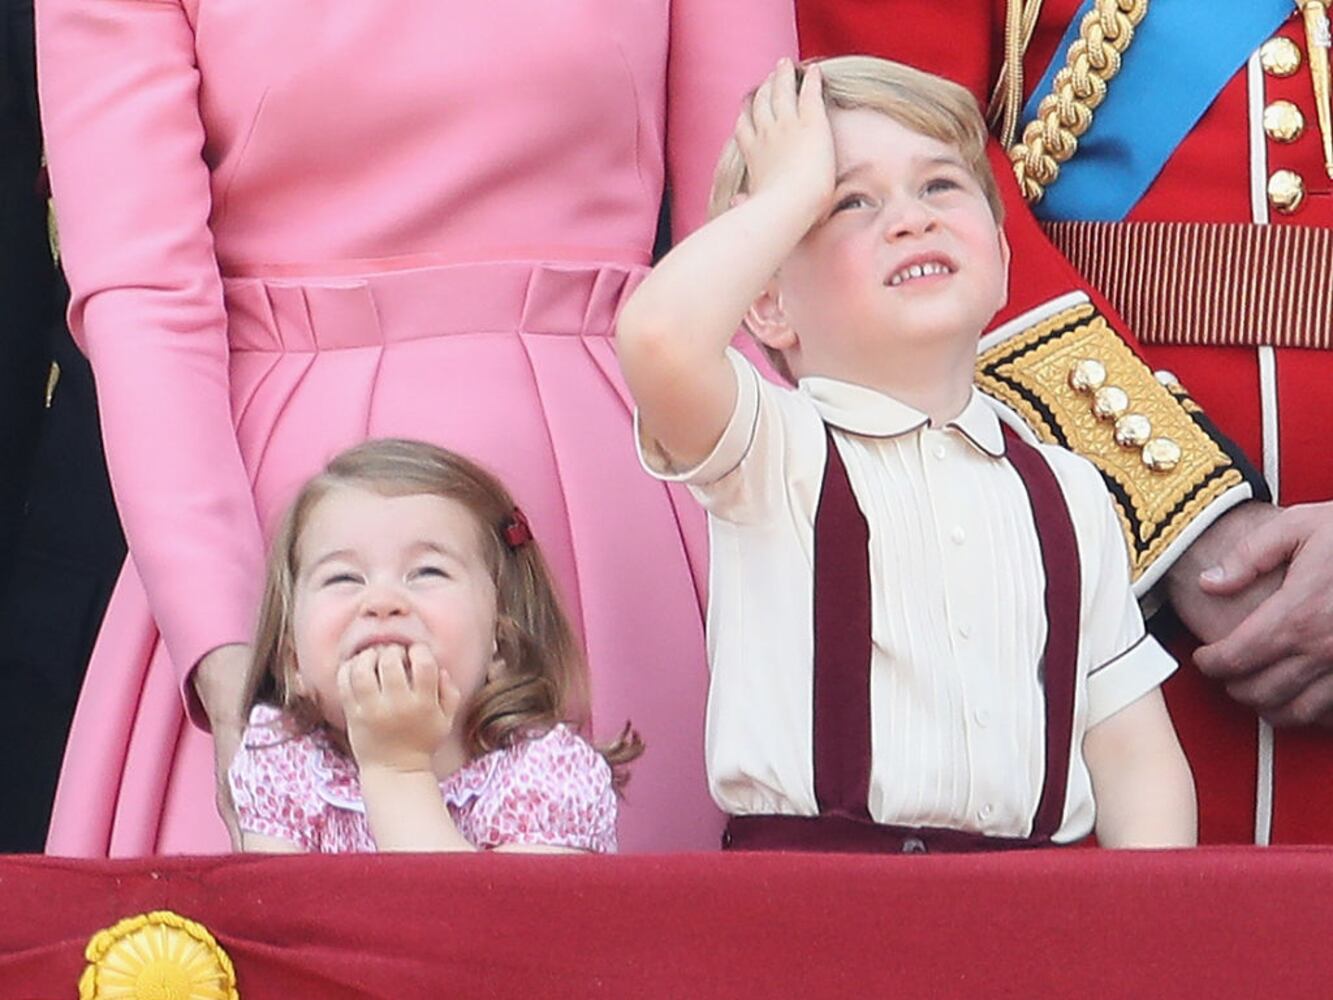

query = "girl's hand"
[[734, 59, 836, 219], [337, 643, 462, 774]]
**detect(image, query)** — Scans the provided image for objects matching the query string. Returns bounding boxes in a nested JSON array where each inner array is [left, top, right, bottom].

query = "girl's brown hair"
[[250, 438, 642, 787]]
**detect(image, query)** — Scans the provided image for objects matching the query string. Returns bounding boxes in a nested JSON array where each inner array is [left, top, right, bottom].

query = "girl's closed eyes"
[[229, 438, 644, 856]]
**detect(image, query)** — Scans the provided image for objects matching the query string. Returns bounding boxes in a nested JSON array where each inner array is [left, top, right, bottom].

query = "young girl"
[[228, 439, 641, 853]]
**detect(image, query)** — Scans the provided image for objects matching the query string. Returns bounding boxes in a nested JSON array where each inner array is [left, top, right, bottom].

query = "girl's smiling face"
[[288, 485, 502, 734]]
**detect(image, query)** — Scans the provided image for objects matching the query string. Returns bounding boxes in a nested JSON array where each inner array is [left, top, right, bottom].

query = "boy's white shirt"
[[638, 348, 1175, 843]]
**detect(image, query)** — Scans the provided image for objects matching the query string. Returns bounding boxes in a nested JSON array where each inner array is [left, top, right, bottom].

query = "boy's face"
[[766, 108, 1009, 380]]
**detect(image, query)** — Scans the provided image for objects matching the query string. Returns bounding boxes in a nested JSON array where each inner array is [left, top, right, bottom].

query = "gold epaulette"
[[977, 300, 1246, 583]]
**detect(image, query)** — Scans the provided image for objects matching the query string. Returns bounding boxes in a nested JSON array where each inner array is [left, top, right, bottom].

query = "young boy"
[[616, 56, 1196, 851]]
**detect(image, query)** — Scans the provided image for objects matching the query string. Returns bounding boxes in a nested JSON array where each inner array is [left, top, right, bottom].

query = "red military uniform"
[[800, 0, 1333, 844]]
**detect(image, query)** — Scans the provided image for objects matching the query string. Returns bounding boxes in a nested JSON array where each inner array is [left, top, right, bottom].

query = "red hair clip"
[[502, 507, 533, 549]]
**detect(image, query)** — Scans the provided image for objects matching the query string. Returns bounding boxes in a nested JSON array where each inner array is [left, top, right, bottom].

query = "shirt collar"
[[798, 377, 1006, 458]]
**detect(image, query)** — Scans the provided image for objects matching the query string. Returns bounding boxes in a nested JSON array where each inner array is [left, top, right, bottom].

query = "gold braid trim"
[[80, 909, 239, 1000], [987, 0, 1047, 148], [1008, 0, 1149, 203], [978, 303, 1244, 580]]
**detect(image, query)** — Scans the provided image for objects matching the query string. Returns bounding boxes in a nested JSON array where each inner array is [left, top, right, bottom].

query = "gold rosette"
[[79, 910, 238, 1000]]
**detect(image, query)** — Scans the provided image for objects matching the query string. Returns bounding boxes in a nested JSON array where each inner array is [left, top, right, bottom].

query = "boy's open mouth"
[[885, 255, 956, 287]]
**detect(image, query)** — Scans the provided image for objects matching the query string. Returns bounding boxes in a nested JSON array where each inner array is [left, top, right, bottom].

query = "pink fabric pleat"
[[49, 260, 724, 855]]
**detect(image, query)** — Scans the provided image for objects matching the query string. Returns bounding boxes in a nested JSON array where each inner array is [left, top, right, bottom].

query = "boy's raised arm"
[[616, 60, 835, 471]]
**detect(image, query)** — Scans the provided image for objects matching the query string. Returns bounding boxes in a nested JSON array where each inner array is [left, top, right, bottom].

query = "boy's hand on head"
[[616, 60, 832, 469], [735, 60, 836, 222], [338, 642, 460, 774]]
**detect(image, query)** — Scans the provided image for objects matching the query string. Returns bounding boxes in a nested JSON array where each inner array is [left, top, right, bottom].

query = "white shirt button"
[[978, 803, 994, 821], [950, 525, 966, 545], [973, 708, 991, 728], [932, 443, 947, 460], [957, 622, 971, 639]]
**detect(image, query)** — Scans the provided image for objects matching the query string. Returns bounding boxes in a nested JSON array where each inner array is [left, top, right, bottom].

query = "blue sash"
[[1024, 0, 1292, 221]]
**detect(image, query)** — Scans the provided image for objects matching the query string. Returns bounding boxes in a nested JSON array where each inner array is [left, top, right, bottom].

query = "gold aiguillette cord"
[[1298, 0, 1333, 178]]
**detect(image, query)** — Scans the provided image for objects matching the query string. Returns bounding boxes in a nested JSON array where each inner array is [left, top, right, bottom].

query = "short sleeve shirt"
[[638, 349, 1176, 843], [229, 704, 618, 853]]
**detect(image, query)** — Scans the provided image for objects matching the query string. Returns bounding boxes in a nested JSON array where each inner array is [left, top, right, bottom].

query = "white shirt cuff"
[[634, 347, 760, 486], [1085, 633, 1178, 729]]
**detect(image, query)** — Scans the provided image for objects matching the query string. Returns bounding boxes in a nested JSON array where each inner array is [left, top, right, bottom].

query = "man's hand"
[[1187, 500, 1333, 727], [192, 643, 256, 849], [338, 643, 461, 774], [735, 59, 836, 221]]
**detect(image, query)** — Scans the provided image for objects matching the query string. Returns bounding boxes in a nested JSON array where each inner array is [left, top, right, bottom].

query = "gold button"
[[1264, 100, 1306, 142], [1092, 386, 1130, 420], [1142, 437, 1182, 472], [1068, 359, 1108, 394], [1260, 37, 1302, 77], [1268, 169, 1307, 213], [1114, 413, 1153, 447]]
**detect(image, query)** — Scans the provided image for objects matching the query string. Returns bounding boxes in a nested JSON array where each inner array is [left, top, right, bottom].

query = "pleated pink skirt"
[[47, 259, 724, 856]]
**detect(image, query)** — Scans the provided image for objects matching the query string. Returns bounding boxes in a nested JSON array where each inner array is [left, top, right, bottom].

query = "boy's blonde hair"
[[710, 55, 1005, 380], [250, 438, 641, 785]]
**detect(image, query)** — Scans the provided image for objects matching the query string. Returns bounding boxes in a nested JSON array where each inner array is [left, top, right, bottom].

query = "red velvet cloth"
[[2, 849, 1332, 998]]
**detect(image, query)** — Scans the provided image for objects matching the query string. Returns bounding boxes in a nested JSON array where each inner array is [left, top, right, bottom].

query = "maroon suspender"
[[999, 423, 1082, 840], [725, 423, 1083, 853], [811, 428, 875, 821]]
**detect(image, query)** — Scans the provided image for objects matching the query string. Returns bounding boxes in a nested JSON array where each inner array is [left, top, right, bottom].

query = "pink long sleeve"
[[37, 0, 265, 709], [666, 0, 797, 240]]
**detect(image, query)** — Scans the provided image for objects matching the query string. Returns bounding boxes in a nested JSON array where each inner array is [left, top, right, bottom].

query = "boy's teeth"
[[889, 261, 950, 286]]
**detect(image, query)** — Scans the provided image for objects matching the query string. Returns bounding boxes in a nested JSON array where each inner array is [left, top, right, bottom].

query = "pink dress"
[[229, 706, 617, 853], [38, 0, 796, 856]]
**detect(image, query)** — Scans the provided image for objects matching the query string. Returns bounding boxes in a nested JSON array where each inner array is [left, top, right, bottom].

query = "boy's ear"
[[745, 280, 799, 353], [995, 229, 1012, 312]]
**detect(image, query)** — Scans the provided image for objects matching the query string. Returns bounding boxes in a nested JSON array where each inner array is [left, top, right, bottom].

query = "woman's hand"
[[338, 643, 461, 774], [192, 642, 255, 850]]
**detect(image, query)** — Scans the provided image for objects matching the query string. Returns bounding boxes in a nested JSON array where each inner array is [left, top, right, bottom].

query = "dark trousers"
[[0, 0, 125, 853]]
